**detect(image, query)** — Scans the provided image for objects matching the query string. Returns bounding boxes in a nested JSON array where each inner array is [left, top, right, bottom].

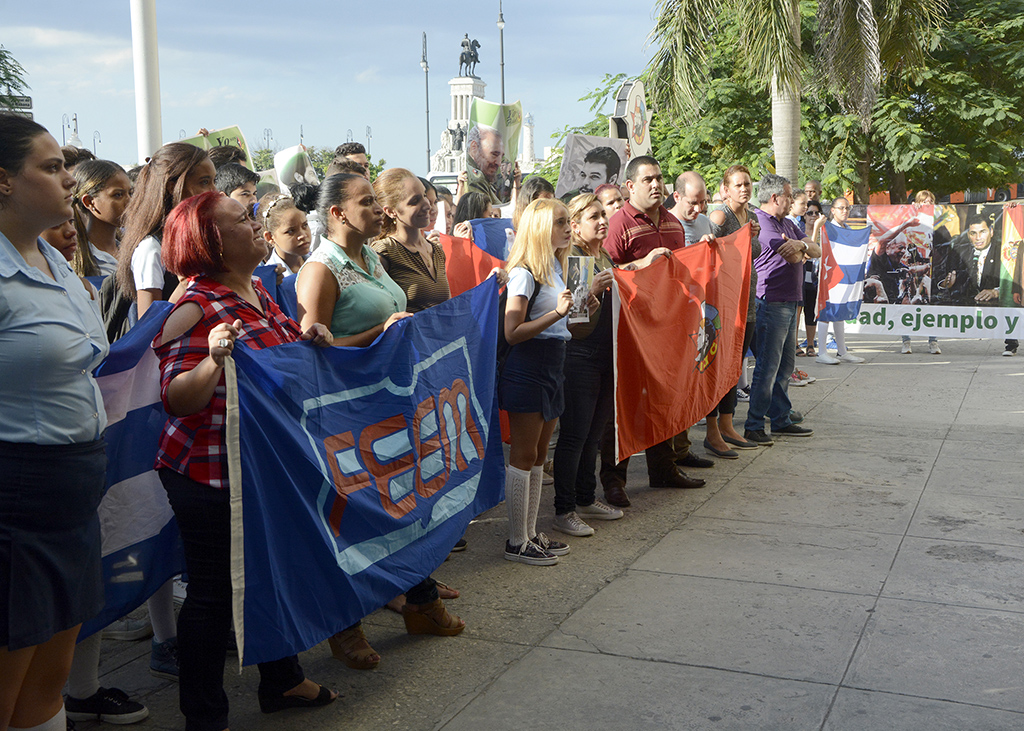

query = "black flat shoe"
[[259, 684, 338, 714], [703, 438, 738, 459]]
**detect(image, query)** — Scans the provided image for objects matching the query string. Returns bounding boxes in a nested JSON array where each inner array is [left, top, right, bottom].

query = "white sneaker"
[[1003, 349, 1016, 357], [816, 353, 840, 365], [577, 500, 624, 521], [901, 342, 912, 354], [553, 511, 595, 536], [839, 353, 865, 363], [789, 373, 808, 386], [928, 341, 941, 354]]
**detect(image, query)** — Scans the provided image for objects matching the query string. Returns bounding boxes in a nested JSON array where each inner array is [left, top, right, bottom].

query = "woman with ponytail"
[[71, 159, 131, 278]]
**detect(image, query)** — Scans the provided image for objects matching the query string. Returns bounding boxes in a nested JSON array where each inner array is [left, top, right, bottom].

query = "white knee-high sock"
[[833, 321, 847, 355], [816, 321, 829, 351], [148, 579, 177, 643], [66, 632, 101, 699], [505, 466, 530, 547], [10, 705, 66, 731], [528, 465, 544, 540]]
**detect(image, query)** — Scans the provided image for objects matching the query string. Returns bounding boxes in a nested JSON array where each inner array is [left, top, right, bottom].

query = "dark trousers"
[[553, 343, 615, 514], [599, 431, 686, 490], [161, 469, 304, 731]]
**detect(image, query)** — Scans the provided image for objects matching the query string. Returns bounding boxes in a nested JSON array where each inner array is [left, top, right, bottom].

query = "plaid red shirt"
[[154, 276, 301, 488]]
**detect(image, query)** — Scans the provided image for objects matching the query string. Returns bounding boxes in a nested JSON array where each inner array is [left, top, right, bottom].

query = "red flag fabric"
[[438, 233, 512, 441], [613, 225, 751, 462], [439, 233, 505, 297]]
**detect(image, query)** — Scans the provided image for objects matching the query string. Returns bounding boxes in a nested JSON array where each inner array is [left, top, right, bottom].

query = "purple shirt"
[[753, 208, 804, 301]]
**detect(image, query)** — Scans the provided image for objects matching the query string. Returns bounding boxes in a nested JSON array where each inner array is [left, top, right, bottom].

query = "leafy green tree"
[[0, 45, 30, 111], [251, 147, 274, 172], [646, 0, 945, 187]]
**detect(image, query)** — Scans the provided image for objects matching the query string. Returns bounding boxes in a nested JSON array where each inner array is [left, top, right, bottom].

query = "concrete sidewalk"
[[85, 334, 1024, 731]]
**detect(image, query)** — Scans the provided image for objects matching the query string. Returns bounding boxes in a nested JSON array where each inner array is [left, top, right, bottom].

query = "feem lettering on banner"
[[322, 377, 485, 533]]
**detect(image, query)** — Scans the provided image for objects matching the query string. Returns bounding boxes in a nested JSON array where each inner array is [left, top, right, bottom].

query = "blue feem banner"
[[226, 278, 505, 665]]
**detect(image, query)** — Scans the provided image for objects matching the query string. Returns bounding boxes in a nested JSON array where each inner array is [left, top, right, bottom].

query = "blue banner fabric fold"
[[469, 217, 514, 260], [228, 279, 505, 664], [81, 301, 187, 639]]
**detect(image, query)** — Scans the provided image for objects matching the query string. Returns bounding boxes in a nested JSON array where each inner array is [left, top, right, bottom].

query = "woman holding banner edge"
[[154, 191, 338, 729], [296, 173, 465, 672]]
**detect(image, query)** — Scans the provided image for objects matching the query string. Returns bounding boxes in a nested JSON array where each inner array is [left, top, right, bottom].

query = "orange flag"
[[613, 225, 751, 462], [439, 233, 505, 297], [439, 233, 512, 441]]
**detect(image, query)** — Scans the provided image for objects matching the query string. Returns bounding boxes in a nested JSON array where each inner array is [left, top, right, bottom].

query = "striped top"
[[603, 201, 687, 265], [370, 236, 450, 313]]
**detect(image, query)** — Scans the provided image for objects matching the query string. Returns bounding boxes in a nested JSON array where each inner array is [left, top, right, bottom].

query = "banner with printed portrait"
[[841, 202, 1024, 339], [466, 99, 523, 206], [554, 134, 628, 200]]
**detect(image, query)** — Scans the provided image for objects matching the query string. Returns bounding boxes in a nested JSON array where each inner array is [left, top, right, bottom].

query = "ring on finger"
[[218, 338, 231, 348]]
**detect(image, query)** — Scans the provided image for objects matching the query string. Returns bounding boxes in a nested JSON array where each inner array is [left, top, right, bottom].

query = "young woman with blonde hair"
[[500, 198, 574, 565]]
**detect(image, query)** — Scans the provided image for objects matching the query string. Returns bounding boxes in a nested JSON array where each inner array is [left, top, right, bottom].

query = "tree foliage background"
[[539, 0, 1022, 203]]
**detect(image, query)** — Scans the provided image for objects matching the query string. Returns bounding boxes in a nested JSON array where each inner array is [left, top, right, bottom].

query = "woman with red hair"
[[154, 191, 335, 731]]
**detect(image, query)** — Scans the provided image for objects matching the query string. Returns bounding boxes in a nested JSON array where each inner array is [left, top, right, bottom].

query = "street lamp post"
[[263, 128, 273, 150], [61, 113, 69, 145], [421, 32, 430, 172], [366, 126, 372, 155], [497, 0, 505, 104], [93, 131, 101, 153]]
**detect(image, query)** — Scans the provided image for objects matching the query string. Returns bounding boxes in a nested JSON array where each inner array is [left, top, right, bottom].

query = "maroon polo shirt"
[[604, 200, 687, 265]]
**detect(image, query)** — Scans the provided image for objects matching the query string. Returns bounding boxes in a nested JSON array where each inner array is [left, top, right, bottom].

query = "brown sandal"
[[435, 581, 460, 600], [328, 625, 380, 669], [402, 598, 465, 636]]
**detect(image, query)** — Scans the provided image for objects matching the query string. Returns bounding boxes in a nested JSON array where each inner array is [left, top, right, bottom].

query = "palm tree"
[[646, 0, 946, 190]]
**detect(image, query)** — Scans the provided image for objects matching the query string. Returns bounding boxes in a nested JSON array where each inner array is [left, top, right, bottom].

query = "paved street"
[[85, 334, 1024, 730]]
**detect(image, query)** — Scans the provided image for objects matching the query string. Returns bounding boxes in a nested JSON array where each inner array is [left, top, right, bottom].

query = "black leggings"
[[708, 324, 756, 417]]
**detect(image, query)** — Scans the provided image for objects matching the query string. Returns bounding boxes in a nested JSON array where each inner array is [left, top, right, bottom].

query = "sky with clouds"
[[1, 1, 659, 172]]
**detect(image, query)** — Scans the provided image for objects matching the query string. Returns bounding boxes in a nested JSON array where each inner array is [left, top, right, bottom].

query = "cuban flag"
[[80, 302, 186, 639], [223, 279, 505, 665], [817, 222, 871, 322], [469, 217, 515, 260]]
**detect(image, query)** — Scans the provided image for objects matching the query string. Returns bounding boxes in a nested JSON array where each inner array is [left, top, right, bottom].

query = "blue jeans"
[[744, 299, 798, 433]]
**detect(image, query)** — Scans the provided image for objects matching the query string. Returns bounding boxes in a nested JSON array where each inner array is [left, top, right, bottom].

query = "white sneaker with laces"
[[815, 353, 840, 365], [789, 374, 808, 386], [1003, 349, 1016, 357], [577, 500, 624, 521], [901, 342, 912, 354], [928, 341, 941, 354], [553, 512, 595, 536], [839, 353, 865, 363]]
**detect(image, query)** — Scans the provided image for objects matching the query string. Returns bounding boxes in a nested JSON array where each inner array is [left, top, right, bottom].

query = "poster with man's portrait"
[[554, 135, 628, 200], [863, 205, 934, 306], [466, 99, 523, 206], [930, 204, 1008, 307]]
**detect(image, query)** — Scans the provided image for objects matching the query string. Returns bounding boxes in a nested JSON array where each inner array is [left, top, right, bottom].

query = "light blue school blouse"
[[0, 232, 109, 444]]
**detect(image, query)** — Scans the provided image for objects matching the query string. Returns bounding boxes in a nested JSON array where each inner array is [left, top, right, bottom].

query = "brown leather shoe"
[[650, 470, 706, 489], [604, 484, 631, 508]]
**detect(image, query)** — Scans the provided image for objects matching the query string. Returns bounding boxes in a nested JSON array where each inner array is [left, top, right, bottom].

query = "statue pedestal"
[[449, 76, 486, 126]]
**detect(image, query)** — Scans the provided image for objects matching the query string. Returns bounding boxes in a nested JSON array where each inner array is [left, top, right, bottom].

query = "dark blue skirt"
[[499, 338, 567, 422], [0, 439, 106, 649]]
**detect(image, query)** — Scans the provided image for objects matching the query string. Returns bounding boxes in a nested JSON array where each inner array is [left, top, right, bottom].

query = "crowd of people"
[[0, 111, 980, 731]]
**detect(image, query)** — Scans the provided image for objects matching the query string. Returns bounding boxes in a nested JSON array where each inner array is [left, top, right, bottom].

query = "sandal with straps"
[[328, 625, 380, 669], [402, 598, 466, 636]]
